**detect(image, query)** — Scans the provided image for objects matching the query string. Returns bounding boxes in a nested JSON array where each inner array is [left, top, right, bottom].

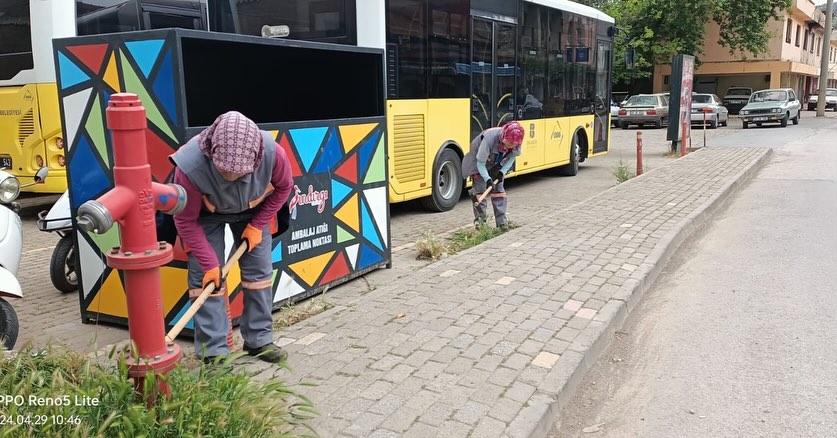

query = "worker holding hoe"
[[170, 111, 294, 364], [461, 121, 525, 230]]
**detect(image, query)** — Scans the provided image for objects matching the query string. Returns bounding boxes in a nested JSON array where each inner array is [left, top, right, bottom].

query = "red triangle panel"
[[279, 133, 303, 178], [67, 44, 109, 74], [335, 153, 358, 184], [145, 129, 175, 183], [319, 253, 350, 285]]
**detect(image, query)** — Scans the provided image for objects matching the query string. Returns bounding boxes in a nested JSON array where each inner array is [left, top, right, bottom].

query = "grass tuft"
[[612, 160, 635, 183], [415, 230, 449, 260]]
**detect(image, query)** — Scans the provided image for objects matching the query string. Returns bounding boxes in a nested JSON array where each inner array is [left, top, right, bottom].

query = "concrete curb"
[[523, 147, 774, 438]]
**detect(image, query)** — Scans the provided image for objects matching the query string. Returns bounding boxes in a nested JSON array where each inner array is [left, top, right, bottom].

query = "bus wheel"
[[557, 133, 580, 176], [421, 149, 463, 212]]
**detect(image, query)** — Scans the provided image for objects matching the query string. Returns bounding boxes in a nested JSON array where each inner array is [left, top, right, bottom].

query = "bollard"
[[636, 131, 644, 176], [76, 93, 186, 404], [681, 119, 688, 157]]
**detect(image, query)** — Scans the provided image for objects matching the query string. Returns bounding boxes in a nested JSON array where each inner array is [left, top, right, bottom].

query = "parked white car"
[[807, 88, 837, 111], [690, 93, 729, 129]]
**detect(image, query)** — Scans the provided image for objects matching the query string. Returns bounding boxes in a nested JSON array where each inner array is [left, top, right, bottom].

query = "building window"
[[785, 18, 792, 44], [803, 29, 809, 51], [795, 25, 800, 47]]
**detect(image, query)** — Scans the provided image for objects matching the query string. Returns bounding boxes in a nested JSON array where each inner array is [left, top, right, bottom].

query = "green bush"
[[0, 345, 316, 438]]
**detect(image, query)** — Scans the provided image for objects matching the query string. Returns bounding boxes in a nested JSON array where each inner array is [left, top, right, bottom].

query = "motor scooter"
[[37, 191, 77, 293], [0, 167, 48, 350]]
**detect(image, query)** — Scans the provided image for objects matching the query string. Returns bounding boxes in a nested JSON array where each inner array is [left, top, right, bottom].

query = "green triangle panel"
[[85, 94, 110, 167], [337, 225, 354, 243], [89, 224, 121, 254], [363, 135, 386, 184], [120, 49, 176, 141]]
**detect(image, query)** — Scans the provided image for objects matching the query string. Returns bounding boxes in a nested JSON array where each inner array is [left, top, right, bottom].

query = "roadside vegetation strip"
[[416, 223, 519, 260], [0, 344, 316, 438]]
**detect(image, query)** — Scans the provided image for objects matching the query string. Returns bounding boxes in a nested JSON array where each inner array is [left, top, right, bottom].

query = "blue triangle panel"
[[360, 198, 383, 251], [58, 52, 90, 89], [152, 50, 176, 121], [313, 128, 344, 173], [289, 127, 328, 172], [358, 243, 384, 270], [170, 301, 194, 330], [272, 240, 283, 264], [331, 179, 353, 208], [69, 134, 112, 210], [125, 39, 165, 78], [358, 130, 382, 180]]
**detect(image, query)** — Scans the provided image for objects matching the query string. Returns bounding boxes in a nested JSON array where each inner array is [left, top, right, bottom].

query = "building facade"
[[653, 0, 836, 100]]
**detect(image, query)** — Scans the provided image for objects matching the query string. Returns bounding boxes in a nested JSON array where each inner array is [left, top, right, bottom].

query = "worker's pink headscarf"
[[198, 111, 264, 175]]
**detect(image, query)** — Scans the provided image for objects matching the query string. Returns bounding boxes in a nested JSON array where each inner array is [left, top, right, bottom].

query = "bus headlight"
[[0, 174, 21, 204]]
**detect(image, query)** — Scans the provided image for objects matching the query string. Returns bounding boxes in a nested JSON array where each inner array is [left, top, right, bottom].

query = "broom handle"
[[165, 243, 248, 343]]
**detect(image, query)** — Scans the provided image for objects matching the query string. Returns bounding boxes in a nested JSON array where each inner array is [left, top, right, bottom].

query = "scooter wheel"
[[51, 235, 79, 293], [0, 299, 19, 351]]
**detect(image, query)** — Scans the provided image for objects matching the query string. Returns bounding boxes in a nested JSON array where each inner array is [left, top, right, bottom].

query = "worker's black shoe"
[[244, 343, 288, 364], [202, 355, 228, 365]]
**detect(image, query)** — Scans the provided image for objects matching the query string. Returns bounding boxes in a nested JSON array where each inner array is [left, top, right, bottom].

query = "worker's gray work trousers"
[[469, 174, 508, 227], [186, 216, 274, 358]]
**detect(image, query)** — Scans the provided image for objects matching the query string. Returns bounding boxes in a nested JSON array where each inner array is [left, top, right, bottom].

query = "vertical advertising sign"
[[666, 54, 696, 150]]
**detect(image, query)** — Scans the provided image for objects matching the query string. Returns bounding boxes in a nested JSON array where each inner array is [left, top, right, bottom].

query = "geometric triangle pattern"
[[56, 32, 390, 335], [58, 52, 90, 90], [289, 126, 328, 172], [125, 39, 165, 78], [67, 44, 109, 75], [338, 123, 377, 153]]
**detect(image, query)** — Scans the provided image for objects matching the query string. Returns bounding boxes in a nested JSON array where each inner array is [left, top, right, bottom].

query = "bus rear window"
[[0, 0, 34, 80]]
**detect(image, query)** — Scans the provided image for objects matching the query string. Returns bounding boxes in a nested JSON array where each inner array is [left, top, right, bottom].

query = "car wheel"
[[420, 148, 463, 212], [654, 119, 662, 129], [792, 111, 800, 125], [756, 123, 763, 127], [709, 116, 718, 129], [808, 105, 815, 111], [780, 113, 788, 127], [742, 121, 748, 129], [620, 122, 629, 129]]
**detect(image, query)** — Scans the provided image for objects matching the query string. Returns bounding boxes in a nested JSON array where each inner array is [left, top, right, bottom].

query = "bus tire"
[[557, 132, 580, 176], [421, 149, 463, 212]]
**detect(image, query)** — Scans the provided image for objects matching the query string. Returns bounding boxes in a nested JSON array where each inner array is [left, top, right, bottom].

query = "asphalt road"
[[553, 111, 837, 437], [12, 118, 736, 351]]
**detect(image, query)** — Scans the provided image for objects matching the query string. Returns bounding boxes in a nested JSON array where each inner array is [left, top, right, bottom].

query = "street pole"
[[817, 0, 834, 117]]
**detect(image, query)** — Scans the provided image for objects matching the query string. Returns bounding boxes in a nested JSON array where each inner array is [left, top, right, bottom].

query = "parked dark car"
[[722, 87, 753, 115]]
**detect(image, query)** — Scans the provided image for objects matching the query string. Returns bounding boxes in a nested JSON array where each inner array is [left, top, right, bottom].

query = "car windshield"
[[750, 90, 787, 102], [727, 88, 751, 95], [692, 95, 712, 104], [626, 96, 658, 106]]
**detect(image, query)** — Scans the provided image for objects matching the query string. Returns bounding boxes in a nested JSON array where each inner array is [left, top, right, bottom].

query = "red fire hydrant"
[[77, 93, 186, 402]]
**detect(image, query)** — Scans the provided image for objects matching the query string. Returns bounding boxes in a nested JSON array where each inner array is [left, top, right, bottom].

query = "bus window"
[[386, 0, 428, 99], [77, 0, 141, 36], [0, 0, 34, 81], [142, 1, 207, 30], [209, 0, 355, 44]]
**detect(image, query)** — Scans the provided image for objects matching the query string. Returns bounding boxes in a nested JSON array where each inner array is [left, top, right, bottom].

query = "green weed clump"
[[612, 160, 635, 183], [447, 222, 517, 253], [0, 345, 316, 438], [415, 230, 449, 260]]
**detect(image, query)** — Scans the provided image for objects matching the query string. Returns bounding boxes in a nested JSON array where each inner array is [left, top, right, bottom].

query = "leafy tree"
[[575, 0, 792, 87]]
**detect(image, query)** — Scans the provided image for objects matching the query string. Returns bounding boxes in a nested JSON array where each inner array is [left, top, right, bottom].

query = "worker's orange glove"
[[202, 266, 221, 290], [241, 224, 263, 252]]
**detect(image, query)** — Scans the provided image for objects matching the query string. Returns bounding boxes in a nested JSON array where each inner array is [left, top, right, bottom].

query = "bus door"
[[593, 39, 612, 154], [471, 18, 517, 140]]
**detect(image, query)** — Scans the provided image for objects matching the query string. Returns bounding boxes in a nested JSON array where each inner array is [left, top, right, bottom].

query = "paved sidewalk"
[[250, 147, 771, 437]]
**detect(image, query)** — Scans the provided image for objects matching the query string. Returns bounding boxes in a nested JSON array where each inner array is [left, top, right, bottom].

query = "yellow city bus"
[[206, 0, 614, 210], [0, 0, 208, 193], [2, 0, 614, 206]]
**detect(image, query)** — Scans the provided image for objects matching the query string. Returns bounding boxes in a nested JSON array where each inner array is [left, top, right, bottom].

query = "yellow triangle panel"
[[103, 52, 121, 93], [160, 266, 188, 315], [268, 130, 279, 141], [334, 193, 360, 232], [289, 251, 336, 286], [338, 123, 378, 153], [86, 270, 128, 318]]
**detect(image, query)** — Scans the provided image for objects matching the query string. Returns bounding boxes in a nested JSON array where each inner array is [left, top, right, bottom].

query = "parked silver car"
[[618, 94, 669, 129], [690, 93, 729, 129], [740, 88, 801, 129]]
